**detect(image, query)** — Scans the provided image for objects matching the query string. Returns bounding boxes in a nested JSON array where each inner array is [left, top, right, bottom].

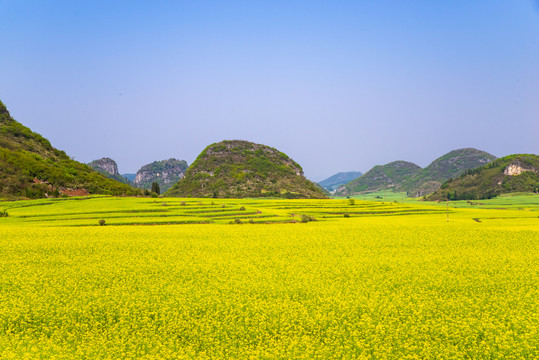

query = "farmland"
[[0, 196, 538, 358]]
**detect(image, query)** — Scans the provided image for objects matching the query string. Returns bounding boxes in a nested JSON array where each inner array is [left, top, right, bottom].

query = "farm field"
[[0, 196, 538, 358]]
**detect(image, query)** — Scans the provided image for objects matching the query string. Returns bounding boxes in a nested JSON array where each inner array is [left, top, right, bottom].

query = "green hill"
[[318, 171, 363, 192], [164, 140, 326, 199], [401, 148, 497, 197], [428, 154, 539, 200], [336, 161, 421, 195], [0, 100, 142, 198]]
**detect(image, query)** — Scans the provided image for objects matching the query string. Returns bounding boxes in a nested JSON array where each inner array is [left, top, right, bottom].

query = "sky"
[[1, 0, 538, 181]]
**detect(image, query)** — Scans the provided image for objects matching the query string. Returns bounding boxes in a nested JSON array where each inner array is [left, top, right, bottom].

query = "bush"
[[301, 214, 316, 223], [343, 213, 350, 218], [0, 210, 8, 217], [98, 219, 106, 226], [348, 199, 355, 205], [239, 206, 245, 211]]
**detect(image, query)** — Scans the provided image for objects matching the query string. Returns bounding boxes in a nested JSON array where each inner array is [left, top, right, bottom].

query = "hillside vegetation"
[[337, 161, 421, 195], [428, 154, 539, 200], [165, 140, 326, 199], [0, 100, 142, 198], [401, 148, 496, 197]]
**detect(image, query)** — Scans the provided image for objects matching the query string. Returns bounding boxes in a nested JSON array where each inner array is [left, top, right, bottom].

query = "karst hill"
[[164, 140, 326, 199]]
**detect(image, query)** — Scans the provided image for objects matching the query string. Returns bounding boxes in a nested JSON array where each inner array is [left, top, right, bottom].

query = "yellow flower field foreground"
[[0, 196, 538, 358]]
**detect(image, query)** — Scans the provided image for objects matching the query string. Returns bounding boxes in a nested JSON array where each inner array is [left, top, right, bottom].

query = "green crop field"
[[0, 196, 538, 358]]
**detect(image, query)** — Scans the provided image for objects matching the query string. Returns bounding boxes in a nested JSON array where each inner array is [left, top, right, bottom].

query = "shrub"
[[234, 218, 243, 224], [98, 219, 106, 226], [348, 199, 355, 205], [343, 213, 350, 218], [301, 214, 316, 223], [0, 210, 8, 217], [239, 206, 246, 211]]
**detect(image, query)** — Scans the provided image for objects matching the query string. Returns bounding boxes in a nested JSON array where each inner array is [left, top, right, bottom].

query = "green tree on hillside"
[[151, 182, 160, 195]]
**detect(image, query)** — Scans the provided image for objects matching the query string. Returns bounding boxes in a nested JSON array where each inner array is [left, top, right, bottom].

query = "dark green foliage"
[[98, 219, 106, 226], [164, 140, 327, 199], [151, 182, 160, 195], [0, 210, 8, 217], [0, 100, 143, 199], [428, 154, 539, 200]]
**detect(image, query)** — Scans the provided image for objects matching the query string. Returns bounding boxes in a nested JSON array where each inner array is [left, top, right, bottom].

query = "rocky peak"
[[133, 158, 188, 192], [87, 158, 119, 176]]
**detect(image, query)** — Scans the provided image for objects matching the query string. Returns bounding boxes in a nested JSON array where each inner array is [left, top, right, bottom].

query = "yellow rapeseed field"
[[0, 196, 538, 358]]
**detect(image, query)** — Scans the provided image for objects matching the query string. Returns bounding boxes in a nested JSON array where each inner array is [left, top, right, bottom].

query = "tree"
[[151, 181, 160, 195]]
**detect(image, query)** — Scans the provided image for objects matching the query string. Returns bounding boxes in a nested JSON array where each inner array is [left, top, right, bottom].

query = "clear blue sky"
[[1, 0, 538, 181]]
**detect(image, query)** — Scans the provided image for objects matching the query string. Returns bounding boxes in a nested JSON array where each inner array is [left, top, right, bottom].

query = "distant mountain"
[[428, 154, 539, 200], [165, 140, 327, 199], [336, 161, 421, 195], [0, 100, 142, 198], [133, 159, 188, 192], [87, 157, 130, 184], [318, 171, 363, 192], [122, 173, 136, 182], [401, 148, 497, 197]]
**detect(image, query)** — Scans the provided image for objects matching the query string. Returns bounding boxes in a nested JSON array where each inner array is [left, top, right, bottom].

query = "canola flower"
[[0, 196, 537, 358]]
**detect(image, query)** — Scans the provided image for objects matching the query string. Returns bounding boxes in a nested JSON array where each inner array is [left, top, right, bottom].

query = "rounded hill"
[[336, 161, 421, 195], [401, 148, 497, 197], [164, 140, 326, 199]]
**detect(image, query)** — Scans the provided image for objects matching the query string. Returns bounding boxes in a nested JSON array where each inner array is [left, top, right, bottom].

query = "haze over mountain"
[[165, 140, 326, 199], [429, 154, 539, 200], [0, 100, 141, 198], [318, 172, 363, 192]]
